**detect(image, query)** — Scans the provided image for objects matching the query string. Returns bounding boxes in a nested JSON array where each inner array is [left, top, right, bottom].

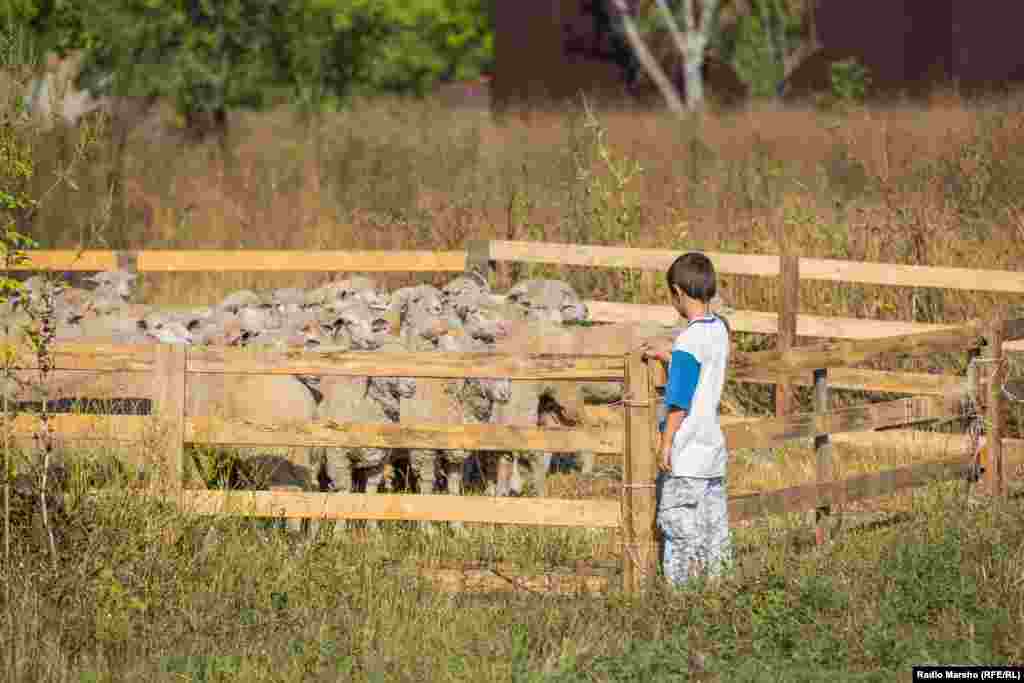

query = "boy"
[[640, 252, 732, 587]]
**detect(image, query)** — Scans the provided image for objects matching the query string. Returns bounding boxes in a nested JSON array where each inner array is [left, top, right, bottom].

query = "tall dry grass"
[[23, 93, 1024, 311], [21, 91, 1024, 423]]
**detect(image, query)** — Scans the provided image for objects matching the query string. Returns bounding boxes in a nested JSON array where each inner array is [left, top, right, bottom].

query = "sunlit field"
[[6, 91, 1024, 680]]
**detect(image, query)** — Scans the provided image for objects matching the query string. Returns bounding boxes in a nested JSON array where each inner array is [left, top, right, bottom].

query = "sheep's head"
[[218, 289, 263, 314], [194, 315, 247, 347], [461, 299, 515, 343], [330, 300, 396, 350], [237, 305, 283, 334], [270, 288, 306, 315], [286, 313, 327, 350], [393, 284, 444, 321], [441, 274, 489, 318], [306, 276, 390, 312], [401, 305, 452, 348], [506, 279, 588, 324], [177, 308, 213, 333], [84, 270, 136, 303], [139, 314, 193, 344]]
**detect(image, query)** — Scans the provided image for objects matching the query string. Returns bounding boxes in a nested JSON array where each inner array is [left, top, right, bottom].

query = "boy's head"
[[666, 252, 716, 306]]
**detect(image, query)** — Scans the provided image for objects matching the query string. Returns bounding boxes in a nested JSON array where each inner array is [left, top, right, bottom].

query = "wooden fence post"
[[813, 368, 834, 544], [153, 344, 186, 492], [622, 352, 657, 594], [985, 316, 1006, 498], [466, 240, 494, 289], [640, 271, 657, 304], [776, 254, 800, 417]]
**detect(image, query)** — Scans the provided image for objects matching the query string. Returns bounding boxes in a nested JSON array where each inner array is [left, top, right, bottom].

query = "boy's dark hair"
[[666, 252, 716, 302]]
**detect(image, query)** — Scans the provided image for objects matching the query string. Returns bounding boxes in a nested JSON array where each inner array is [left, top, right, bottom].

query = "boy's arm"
[[659, 344, 701, 473], [660, 407, 687, 472]]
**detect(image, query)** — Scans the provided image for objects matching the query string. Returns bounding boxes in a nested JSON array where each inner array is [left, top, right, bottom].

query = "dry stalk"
[[25, 278, 60, 568], [2, 349, 11, 683]]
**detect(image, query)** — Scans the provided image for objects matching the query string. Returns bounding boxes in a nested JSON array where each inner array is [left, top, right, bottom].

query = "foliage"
[[77, 0, 285, 119], [564, 100, 645, 301], [728, 0, 805, 97], [18, 0, 493, 125], [351, 0, 494, 96], [829, 57, 872, 105], [7, 0, 94, 57], [1, 16, 39, 284]]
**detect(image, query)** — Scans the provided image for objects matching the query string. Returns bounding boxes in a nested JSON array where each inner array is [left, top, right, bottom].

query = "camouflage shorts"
[[656, 475, 732, 587]]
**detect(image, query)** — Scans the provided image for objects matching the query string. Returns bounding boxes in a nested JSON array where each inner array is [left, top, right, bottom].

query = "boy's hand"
[[639, 339, 672, 364], [659, 446, 672, 473]]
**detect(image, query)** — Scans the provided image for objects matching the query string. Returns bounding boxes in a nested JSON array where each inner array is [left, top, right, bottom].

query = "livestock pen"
[[5, 319, 1022, 593], [7, 240, 1024, 592]]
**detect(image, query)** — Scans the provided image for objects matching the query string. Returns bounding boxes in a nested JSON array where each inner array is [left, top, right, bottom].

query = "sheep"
[[268, 288, 306, 315], [313, 299, 411, 535], [217, 289, 263, 314], [304, 276, 390, 312], [477, 279, 596, 495], [83, 270, 138, 305], [505, 279, 589, 324], [185, 312, 322, 533], [444, 382, 514, 497], [397, 299, 513, 532]]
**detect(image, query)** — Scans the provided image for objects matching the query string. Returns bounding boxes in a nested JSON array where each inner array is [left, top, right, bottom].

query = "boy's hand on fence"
[[639, 340, 671, 364]]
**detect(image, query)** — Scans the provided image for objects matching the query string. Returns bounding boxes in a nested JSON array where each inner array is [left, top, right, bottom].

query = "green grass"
[[2, 452, 1021, 681]]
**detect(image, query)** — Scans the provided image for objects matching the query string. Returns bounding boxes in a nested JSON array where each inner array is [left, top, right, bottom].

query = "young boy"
[[640, 252, 732, 587]]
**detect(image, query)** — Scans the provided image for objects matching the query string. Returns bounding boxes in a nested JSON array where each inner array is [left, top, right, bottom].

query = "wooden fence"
[[11, 240, 1024, 589], [6, 316, 1023, 592], [16, 238, 1024, 400]]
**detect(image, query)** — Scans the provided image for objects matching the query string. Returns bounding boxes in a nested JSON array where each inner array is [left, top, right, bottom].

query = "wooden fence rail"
[[17, 240, 1024, 399], [17, 241, 1024, 295]]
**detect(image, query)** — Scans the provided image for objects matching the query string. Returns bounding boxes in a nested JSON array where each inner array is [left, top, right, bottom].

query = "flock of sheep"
[[5, 269, 636, 535]]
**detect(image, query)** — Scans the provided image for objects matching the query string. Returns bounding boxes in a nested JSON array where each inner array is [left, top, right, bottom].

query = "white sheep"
[[313, 299, 410, 535]]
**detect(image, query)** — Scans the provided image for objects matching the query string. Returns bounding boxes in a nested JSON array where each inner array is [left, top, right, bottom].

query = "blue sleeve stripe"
[[665, 350, 701, 413]]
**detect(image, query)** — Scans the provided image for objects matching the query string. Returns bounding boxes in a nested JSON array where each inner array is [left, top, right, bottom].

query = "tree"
[[726, 0, 820, 97], [79, 0, 285, 146], [609, 0, 722, 113]]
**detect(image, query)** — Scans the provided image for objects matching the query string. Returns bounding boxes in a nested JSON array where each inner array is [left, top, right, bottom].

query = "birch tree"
[[609, 0, 721, 113]]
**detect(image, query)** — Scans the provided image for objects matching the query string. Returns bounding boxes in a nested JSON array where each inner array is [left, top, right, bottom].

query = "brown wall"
[[816, 0, 914, 91], [494, 0, 1024, 111], [493, 0, 746, 112], [951, 0, 1024, 90], [492, 0, 569, 110]]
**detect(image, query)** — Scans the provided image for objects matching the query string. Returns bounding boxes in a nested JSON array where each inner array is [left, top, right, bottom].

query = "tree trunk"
[[610, 0, 686, 115], [683, 46, 705, 109]]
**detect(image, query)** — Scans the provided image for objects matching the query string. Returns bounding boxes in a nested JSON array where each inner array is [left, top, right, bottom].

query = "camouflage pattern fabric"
[[656, 475, 732, 587]]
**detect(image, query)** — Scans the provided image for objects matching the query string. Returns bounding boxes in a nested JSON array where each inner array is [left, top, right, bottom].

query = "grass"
[[3, 439, 1022, 681]]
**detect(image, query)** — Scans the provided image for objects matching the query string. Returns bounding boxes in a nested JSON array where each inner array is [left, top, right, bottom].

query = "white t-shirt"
[[663, 314, 730, 478]]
